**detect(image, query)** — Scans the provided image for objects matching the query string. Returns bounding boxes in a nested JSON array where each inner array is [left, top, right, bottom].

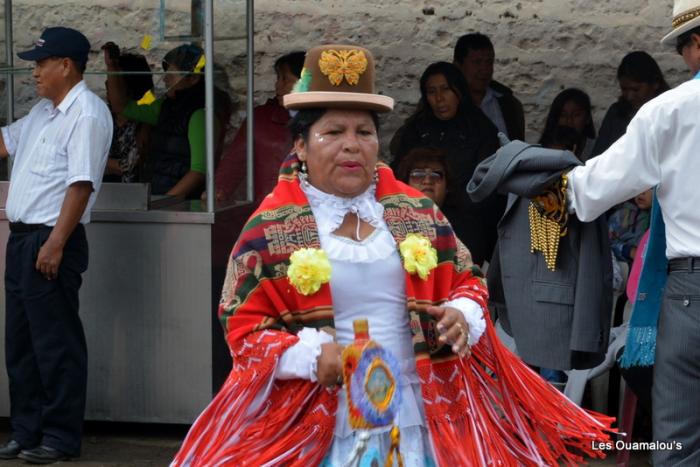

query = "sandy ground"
[[0, 419, 650, 466]]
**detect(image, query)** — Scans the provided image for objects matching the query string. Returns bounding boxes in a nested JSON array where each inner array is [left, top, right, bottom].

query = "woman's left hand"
[[426, 306, 470, 358]]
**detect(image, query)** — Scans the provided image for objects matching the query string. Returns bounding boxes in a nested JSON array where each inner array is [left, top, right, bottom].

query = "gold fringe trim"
[[528, 174, 569, 272]]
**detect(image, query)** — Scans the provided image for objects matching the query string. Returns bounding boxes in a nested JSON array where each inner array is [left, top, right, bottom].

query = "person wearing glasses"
[[390, 62, 503, 265], [553, 2, 700, 464], [395, 146, 476, 261]]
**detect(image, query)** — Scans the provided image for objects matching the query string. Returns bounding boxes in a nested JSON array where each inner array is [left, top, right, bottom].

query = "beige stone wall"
[[4, 0, 688, 152], [253, 0, 685, 148]]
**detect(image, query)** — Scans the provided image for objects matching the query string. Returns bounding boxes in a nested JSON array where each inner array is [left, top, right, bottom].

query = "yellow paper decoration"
[[194, 55, 206, 73], [137, 90, 156, 106], [140, 35, 153, 51]]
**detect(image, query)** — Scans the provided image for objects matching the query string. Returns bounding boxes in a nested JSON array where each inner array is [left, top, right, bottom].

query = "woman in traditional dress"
[[171, 44, 613, 467]]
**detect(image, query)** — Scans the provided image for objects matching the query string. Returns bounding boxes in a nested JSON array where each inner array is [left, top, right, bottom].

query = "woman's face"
[[163, 63, 198, 98], [634, 189, 653, 210], [619, 77, 659, 111], [275, 64, 298, 104], [408, 161, 447, 206], [294, 109, 379, 198], [425, 73, 460, 121], [558, 100, 589, 133]]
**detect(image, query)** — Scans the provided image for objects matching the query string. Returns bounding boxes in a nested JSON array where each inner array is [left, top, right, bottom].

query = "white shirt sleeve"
[[443, 297, 486, 346], [567, 106, 661, 221], [1, 115, 28, 159], [66, 115, 112, 187], [275, 328, 336, 381]]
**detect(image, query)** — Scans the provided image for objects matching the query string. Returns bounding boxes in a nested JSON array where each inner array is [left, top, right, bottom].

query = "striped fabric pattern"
[[172, 153, 615, 466]]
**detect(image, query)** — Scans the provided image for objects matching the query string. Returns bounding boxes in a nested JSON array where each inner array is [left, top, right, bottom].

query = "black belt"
[[9, 222, 51, 233], [668, 257, 700, 272]]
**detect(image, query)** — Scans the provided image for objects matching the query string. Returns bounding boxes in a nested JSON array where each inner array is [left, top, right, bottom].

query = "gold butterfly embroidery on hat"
[[318, 49, 368, 86]]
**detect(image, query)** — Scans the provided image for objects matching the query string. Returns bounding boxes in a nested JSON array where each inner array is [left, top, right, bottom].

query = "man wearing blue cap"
[[0, 27, 112, 463]]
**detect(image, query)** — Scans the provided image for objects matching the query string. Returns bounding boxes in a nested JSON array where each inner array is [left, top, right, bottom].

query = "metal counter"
[[0, 183, 254, 423]]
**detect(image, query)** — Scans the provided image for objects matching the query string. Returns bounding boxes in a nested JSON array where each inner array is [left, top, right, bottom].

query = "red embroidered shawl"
[[172, 155, 613, 466]]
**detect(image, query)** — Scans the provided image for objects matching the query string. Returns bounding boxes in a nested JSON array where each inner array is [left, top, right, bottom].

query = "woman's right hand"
[[316, 342, 344, 387]]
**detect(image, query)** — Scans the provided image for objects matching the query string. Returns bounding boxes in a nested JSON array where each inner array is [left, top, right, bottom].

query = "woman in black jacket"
[[390, 61, 502, 265], [592, 51, 670, 156]]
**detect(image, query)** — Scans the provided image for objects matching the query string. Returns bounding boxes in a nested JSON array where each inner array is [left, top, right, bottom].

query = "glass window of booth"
[[1, 0, 250, 213]]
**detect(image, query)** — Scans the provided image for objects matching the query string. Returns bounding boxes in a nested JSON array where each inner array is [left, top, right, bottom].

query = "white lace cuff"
[[443, 297, 486, 346], [275, 327, 335, 382]]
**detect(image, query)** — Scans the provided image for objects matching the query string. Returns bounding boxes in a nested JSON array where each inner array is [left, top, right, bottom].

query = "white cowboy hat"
[[661, 0, 700, 45]]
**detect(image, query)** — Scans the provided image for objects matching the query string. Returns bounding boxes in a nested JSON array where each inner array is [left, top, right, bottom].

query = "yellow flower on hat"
[[399, 234, 438, 280], [287, 248, 332, 295]]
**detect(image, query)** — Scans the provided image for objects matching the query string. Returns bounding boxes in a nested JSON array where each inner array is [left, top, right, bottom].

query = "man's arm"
[[0, 116, 27, 159], [0, 131, 8, 159], [166, 170, 205, 198], [36, 181, 93, 280], [105, 158, 122, 175], [568, 107, 660, 221]]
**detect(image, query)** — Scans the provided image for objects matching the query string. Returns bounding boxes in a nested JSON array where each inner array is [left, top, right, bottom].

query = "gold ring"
[[456, 323, 466, 338]]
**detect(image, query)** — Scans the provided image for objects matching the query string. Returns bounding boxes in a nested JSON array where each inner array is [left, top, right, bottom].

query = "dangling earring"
[[299, 160, 309, 185]]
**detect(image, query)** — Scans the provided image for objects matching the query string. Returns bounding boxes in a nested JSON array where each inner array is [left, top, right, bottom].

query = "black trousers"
[[4, 225, 88, 456], [652, 269, 700, 466]]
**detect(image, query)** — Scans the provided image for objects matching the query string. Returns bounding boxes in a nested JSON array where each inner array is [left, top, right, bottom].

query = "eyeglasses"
[[409, 169, 445, 183]]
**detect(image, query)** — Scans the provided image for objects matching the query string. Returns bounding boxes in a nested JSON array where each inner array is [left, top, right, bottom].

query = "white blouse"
[[568, 78, 700, 259], [275, 179, 486, 464], [276, 179, 486, 381]]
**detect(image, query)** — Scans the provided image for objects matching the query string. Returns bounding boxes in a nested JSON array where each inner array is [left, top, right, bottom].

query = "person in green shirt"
[[104, 43, 208, 198]]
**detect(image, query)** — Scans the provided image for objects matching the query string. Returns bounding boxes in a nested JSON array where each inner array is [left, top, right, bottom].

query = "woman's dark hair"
[[539, 88, 596, 143], [416, 61, 473, 121], [275, 51, 306, 78], [617, 51, 670, 93], [395, 146, 454, 192], [118, 53, 154, 100], [288, 108, 380, 142]]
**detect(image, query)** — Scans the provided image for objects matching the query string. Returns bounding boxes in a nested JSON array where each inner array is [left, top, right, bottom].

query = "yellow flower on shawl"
[[399, 234, 438, 280], [287, 248, 332, 295]]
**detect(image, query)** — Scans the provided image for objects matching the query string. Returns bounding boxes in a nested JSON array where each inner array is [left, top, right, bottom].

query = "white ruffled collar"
[[299, 176, 385, 236]]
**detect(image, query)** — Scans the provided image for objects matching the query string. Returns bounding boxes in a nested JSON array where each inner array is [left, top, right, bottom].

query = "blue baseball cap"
[[17, 27, 90, 64]]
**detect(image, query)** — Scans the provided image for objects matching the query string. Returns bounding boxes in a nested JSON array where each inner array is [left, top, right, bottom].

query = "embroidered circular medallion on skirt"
[[350, 347, 402, 427]]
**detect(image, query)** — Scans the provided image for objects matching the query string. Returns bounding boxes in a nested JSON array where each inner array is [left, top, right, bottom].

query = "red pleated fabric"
[[422, 316, 614, 467]]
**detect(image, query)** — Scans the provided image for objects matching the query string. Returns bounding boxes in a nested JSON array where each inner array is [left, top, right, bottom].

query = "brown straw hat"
[[283, 44, 394, 113], [661, 0, 700, 45]]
